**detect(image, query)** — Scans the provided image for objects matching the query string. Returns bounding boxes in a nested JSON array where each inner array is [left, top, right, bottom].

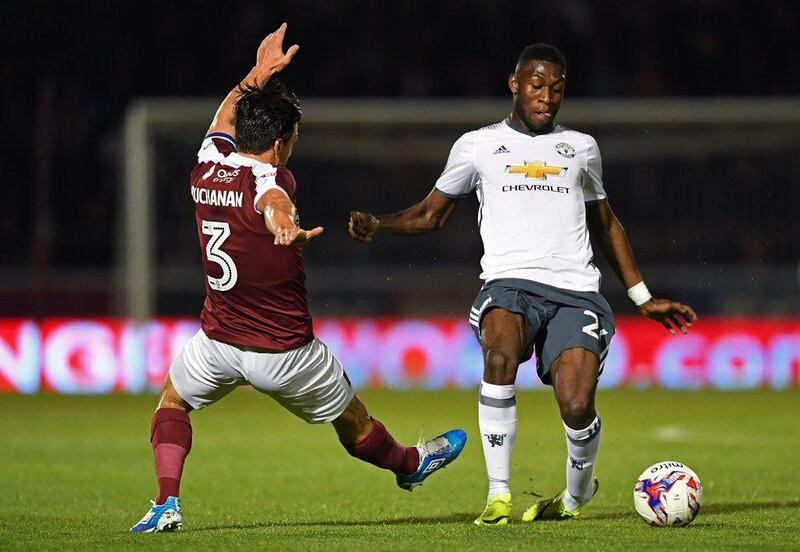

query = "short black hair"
[[516, 43, 567, 73], [234, 78, 302, 154]]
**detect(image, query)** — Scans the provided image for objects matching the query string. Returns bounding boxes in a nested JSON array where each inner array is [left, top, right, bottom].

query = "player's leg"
[[522, 305, 612, 521], [131, 330, 245, 533], [331, 393, 372, 443], [151, 376, 193, 507], [250, 338, 465, 491], [332, 394, 419, 476], [474, 307, 530, 524], [551, 347, 602, 511], [131, 376, 194, 533], [334, 394, 466, 490], [131, 377, 194, 533], [334, 393, 466, 490]]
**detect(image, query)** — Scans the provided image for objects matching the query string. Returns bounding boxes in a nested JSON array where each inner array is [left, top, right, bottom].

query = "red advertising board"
[[0, 318, 798, 393]]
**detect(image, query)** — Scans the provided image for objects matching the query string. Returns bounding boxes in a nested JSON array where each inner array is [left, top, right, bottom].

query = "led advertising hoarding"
[[1, 318, 798, 393]]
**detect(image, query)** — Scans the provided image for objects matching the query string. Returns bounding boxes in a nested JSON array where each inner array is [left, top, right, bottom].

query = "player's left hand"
[[639, 298, 697, 335], [274, 226, 324, 247]]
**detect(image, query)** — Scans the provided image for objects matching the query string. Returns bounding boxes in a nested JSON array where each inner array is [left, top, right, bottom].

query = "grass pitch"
[[1, 389, 799, 551]]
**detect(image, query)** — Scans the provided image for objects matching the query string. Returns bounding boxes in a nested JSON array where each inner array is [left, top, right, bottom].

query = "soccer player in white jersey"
[[348, 44, 697, 525]]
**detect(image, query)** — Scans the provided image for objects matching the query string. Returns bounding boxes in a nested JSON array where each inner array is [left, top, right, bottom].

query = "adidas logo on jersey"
[[493, 145, 510, 155]]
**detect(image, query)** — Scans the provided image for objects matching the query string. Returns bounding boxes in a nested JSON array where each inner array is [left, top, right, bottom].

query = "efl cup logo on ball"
[[633, 461, 703, 527]]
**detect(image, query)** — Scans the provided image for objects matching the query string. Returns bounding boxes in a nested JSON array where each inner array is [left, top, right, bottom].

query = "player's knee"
[[333, 405, 372, 446], [158, 388, 191, 411], [483, 348, 517, 385], [558, 394, 594, 429]]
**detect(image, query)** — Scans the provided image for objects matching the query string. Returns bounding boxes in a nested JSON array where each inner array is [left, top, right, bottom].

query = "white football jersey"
[[435, 118, 607, 292]]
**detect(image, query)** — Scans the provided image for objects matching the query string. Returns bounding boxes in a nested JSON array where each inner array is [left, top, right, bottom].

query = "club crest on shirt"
[[555, 143, 576, 158]]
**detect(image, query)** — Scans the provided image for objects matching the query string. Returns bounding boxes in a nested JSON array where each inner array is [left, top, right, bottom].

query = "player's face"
[[277, 123, 299, 166], [509, 60, 565, 133]]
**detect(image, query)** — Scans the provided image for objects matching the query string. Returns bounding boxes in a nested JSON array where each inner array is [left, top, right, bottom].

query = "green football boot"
[[521, 478, 599, 522], [474, 493, 512, 526]]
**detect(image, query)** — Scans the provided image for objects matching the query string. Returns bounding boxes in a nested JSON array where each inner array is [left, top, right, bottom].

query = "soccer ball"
[[633, 461, 703, 527]]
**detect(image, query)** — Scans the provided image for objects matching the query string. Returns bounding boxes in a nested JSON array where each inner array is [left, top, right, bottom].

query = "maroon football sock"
[[150, 407, 192, 504], [343, 419, 420, 475]]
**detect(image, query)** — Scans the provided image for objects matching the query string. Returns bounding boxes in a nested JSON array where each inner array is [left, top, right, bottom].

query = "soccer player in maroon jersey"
[[131, 24, 466, 533]]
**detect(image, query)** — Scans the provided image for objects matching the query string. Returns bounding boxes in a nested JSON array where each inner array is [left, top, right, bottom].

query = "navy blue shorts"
[[469, 278, 615, 385]]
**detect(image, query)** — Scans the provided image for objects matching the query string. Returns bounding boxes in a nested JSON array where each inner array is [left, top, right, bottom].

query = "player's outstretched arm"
[[207, 23, 299, 138], [348, 189, 459, 242], [586, 200, 697, 335], [258, 189, 323, 247]]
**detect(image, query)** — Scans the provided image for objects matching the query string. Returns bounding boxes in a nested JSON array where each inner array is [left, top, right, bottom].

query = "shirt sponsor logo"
[[191, 186, 244, 208], [501, 183, 570, 194], [505, 161, 567, 180], [214, 168, 241, 184]]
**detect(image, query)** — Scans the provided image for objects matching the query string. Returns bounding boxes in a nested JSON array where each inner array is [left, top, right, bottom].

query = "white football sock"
[[562, 415, 601, 511], [478, 381, 517, 499]]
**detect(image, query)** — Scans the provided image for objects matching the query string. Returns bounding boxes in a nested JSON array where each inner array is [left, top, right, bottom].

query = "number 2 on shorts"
[[582, 310, 600, 340]]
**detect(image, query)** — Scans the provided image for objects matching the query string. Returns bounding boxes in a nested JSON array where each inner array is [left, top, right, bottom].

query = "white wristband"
[[627, 281, 652, 306]]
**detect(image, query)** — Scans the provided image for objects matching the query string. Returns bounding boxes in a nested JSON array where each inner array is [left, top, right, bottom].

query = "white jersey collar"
[[504, 117, 557, 137]]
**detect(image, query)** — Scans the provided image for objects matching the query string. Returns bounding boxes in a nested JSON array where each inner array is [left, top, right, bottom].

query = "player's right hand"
[[348, 211, 380, 242], [256, 23, 300, 76], [274, 226, 324, 247]]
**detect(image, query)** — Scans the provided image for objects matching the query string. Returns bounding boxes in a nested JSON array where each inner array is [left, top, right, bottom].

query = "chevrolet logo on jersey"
[[505, 161, 567, 179]]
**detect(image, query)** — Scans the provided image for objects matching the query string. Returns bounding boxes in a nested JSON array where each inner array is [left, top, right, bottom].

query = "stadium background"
[[2, 0, 799, 393], [3, 2, 800, 550]]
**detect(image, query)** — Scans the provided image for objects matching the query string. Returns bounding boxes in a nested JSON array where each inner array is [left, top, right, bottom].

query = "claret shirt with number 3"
[[190, 133, 313, 351]]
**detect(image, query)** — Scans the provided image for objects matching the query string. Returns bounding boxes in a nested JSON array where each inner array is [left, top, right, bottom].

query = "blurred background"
[[2, 0, 799, 392]]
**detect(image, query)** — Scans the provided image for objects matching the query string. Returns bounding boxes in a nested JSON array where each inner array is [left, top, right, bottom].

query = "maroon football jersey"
[[190, 132, 313, 351]]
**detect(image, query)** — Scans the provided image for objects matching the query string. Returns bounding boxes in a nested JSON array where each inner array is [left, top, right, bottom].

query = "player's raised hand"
[[639, 298, 697, 335], [348, 211, 380, 242], [274, 225, 324, 247], [255, 23, 300, 76]]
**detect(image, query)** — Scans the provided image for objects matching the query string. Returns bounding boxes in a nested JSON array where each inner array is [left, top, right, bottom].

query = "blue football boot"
[[396, 429, 467, 491], [130, 496, 182, 533]]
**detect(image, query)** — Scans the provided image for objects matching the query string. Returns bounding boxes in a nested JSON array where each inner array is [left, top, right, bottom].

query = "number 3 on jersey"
[[201, 220, 238, 291]]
